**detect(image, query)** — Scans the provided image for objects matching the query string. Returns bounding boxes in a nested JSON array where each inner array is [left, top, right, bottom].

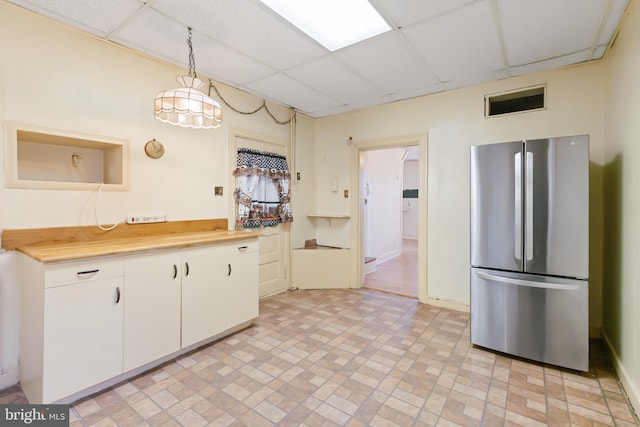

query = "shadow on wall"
[[602, 154, 622, 350]]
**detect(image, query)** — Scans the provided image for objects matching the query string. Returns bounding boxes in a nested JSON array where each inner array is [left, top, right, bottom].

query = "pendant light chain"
[[187, 27, 197, 79], [208, 80, 293, 125]]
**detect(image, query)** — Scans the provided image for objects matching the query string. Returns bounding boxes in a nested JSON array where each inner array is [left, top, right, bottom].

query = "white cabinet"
[[19, 237, 258, 404], [123, 251, 182, 371], [181, 240, 258, 347], [20, 256, 124, 404], [220, 241, 259, 331], [181, 245, 225, 347]]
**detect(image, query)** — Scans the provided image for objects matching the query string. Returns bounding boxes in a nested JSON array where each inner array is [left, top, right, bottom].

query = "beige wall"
[[316, 62, 605, 314], [602, 0, 640, 412], [0, 2, 294, 388]]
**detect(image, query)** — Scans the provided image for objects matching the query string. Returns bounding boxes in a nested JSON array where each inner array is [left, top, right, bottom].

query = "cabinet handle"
[[228, 263, 232, 276], [185, 262, 190, 276], [115, 287, 121, 304], [77, 269, 99, 277], [173, 264, 178, 279], [237, 245, 248, 252]]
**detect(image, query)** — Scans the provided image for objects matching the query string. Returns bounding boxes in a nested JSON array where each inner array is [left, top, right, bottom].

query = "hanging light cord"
[[208, 80, 294, 125]]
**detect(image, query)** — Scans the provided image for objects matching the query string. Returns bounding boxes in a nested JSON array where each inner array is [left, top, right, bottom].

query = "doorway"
[[362, 146, 419, 298], [228, 128, 291, 298], [348, 133, 428, 303]]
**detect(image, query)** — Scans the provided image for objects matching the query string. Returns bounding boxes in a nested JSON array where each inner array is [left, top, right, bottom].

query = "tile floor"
[[1, 288, 638, 426], [364, 239, 418, 298]]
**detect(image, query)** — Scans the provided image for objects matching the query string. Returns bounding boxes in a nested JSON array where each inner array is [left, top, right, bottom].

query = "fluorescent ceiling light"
[[260, 0, 392, 51]]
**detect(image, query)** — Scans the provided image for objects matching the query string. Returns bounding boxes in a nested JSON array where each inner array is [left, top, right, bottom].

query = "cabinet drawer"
[[45, 257, 124, 288], [224, 240, 258, 255]]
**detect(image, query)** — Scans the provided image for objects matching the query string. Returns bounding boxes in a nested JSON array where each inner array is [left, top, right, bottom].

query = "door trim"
[[349, 133, 429, 303]]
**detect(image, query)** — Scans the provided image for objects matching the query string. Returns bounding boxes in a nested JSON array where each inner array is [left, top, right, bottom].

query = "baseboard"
[[426, 297, 470, 313], [0, 370, 19, 391], [602, 330, 640, 416]]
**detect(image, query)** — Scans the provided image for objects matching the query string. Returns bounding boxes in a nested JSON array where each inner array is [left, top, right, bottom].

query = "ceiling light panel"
[[403, 1, 505, 83], [259, 0, 391, 51], [7, 0, 142, 37], [152, 0, 326, 70], [498, 0, 608, 66]]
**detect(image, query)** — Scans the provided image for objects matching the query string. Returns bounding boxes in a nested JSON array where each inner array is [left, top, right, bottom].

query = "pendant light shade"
[[154, 76, 222, 129], [154, 28, 222, 129]]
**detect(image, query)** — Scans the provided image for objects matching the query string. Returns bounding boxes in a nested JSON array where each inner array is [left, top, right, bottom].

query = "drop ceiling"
[[5, 0, 630, 118]]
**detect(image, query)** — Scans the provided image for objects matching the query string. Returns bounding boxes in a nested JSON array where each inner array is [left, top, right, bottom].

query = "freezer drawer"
[[470, 268, 588, 371]]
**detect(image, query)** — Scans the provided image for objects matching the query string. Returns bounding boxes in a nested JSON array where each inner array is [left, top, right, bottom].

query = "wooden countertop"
[[17, 230, 258, 263]]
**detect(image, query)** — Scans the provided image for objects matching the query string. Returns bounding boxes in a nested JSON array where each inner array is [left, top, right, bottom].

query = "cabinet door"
[[124, 251, 181, 371], [181, 245, 225, 347], [43, 278, 123, 402], [221, 243, 259, 331]]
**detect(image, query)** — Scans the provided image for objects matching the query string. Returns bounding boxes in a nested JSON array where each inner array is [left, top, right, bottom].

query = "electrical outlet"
[[214, 186, 224, 196], [126, 214, 168, 224]]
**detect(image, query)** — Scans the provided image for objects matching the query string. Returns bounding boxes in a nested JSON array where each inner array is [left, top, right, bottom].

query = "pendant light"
[[154, 27, 222, 129]]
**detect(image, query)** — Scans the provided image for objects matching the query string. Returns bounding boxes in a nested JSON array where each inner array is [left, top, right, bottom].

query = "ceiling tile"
[[7, 0, 142, 37], [245, 74, 338, 115], [498, 0, 608, 66], [150, 0, 326, 70], [403, 0, 506, 82], [372, 0, 475, 28], [597, 0, 630, 45], [286, 56, 386, 105], [335, 32, 440, 96], [510, 50, 591, 77]]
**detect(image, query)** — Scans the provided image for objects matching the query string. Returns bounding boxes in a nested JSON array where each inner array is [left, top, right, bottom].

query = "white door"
[[230, 132, 290, 297]]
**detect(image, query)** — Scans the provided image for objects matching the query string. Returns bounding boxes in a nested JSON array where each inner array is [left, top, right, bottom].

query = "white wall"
[[0, 2, 293, 388], [316, 58, 605, 313], [402, 159, 419, 240], [602, 0, 640, 412], [364, 148, 405, 263]]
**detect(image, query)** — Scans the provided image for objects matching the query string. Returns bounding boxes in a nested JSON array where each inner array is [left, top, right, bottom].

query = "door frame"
[[227, 127, 292, 295], [349, 133, 429, 303]]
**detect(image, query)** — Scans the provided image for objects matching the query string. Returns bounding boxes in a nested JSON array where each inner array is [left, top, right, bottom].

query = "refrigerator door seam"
[[514, 152, 522, 262]]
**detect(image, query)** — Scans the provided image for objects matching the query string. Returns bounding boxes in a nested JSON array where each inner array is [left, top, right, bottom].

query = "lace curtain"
[[233, 148, 293, 229]]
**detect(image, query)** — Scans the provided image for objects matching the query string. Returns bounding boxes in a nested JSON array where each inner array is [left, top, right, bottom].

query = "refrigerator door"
[[524, 136, 589, 278], [470, 267, 588, 371], [471, 141, 524, 271]]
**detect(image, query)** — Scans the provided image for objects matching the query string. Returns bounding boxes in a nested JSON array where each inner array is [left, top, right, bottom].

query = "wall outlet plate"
[[214, 186, 223, 196]]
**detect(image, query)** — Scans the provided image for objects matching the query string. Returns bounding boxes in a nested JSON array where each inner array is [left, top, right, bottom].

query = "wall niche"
[[4, 121, 129, 191]]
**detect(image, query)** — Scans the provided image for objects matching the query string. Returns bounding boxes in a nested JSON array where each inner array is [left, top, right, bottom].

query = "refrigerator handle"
[[526, 151, 534, 261], [514, 152, 522, 261], [477, 271, 580, 290]]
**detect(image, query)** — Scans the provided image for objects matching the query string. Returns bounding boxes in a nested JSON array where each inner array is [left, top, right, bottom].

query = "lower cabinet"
[[181, 241, 258, 347], [20, 256, 124, 404], [19, 237, 259, 404], [123, 251, 182, 371]]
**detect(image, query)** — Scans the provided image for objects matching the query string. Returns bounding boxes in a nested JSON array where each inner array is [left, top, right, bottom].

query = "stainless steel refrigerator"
[[470, 135, 589, 372]]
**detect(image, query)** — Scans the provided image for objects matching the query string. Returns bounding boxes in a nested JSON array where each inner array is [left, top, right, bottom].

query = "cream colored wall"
[[0, 2, 293, 388], [316, 61, 605, 317], [602, 0, 640, 412]]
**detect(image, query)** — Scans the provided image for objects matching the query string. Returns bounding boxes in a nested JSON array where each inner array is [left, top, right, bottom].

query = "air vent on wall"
[[485, 85, 546, 117]]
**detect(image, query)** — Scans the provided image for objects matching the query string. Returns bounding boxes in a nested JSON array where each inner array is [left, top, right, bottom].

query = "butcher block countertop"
[[3, 219, 258, 263]]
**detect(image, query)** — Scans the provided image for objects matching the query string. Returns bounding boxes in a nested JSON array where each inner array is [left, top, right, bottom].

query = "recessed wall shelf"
[[4, 121, 129, 191]]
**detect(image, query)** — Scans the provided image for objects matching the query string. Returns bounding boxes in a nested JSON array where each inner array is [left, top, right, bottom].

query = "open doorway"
[[361, 146, 420, 298]]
